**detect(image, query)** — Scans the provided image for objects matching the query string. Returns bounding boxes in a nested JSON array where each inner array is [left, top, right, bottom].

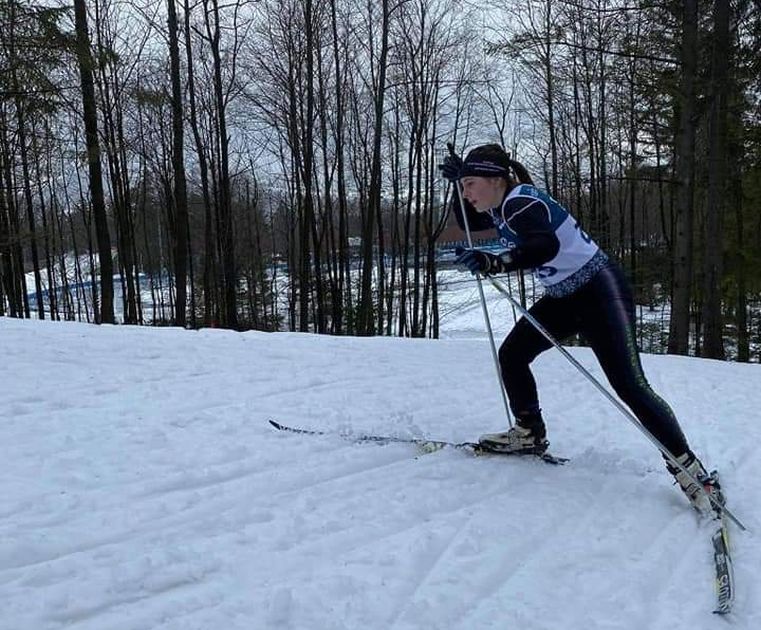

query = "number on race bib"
[[574, 221, 592, 244]]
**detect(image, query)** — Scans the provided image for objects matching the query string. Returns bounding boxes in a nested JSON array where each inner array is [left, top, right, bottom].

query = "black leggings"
[[499, 263, 689, 456]]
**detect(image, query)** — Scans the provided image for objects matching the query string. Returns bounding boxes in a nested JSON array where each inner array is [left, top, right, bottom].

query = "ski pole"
[[448, 143, 513, 429], [485, 274, 747, 532]]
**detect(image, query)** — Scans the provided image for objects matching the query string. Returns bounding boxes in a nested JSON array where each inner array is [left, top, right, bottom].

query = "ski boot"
[[666, 451, 722, 515], [479, 412, 548, 455]]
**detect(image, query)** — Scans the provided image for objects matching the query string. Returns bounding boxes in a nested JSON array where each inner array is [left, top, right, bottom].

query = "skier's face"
[[461, 176, 505, 211]]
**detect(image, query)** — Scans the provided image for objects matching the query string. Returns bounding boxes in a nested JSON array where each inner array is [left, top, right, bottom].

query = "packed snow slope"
[[1, 309, 760, 629]]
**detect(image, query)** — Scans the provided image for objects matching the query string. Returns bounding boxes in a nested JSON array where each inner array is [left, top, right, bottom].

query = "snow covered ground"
[[1, 277, 760, 629]]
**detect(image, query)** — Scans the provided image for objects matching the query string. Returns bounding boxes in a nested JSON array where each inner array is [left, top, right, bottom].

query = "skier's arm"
[[501, 198, 559, 270], [451, 194, 494, 233]]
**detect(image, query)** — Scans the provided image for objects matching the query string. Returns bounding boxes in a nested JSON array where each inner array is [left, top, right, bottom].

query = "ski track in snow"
[[1, 303, 760, 630]]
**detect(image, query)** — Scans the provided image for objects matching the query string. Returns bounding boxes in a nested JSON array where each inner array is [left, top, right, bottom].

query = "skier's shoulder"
[[504, 184, 573, 227], [503, 185, 551, 223]]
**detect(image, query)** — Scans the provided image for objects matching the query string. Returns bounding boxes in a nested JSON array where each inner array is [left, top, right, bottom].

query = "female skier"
[[439, 143, 714, 510]]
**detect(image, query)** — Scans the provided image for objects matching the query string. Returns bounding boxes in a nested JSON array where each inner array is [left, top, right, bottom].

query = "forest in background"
[[1, 0, 760, 360]]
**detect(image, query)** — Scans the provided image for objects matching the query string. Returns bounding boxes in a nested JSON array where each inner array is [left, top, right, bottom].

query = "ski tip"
[[542, 454, 570, 465]]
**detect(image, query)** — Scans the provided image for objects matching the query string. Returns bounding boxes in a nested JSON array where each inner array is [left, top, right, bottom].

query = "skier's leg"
[[498, 295, 579, 418], [481, 295, 580, 452], [577, 264, 689, 454], [578, 264, 714, 508]]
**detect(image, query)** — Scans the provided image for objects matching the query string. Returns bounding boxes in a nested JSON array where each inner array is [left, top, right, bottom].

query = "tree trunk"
[[701, 0, 730, 359], [358, 0, 392, 335], [167, 0, 189, 327], [11, 94, 44, 319], [668, 0, 698, 355], [543, 0, 559, 198], [303, 0, 325, 333], [207, 0, 237, 329], [73, 0, 114, 324], [330, 0, 349, 334], [184, 0, 215, 325]]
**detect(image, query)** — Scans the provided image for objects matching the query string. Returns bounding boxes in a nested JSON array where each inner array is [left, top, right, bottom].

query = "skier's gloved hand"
[[438, 152, 463, 182], [454, 246, 510, 276]]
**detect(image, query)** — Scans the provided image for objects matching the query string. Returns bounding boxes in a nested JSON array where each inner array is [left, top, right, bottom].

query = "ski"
[[708, 472, 734, 615], [268, 419, 568, 465]]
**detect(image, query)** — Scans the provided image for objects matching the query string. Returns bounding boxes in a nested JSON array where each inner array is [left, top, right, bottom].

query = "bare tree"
[[668, 0, 698, 355], [73, 0, 114, 324], [701, 0, 730, 359], [167, 0, 189, 327], [357, 0, 397, 335], [203, 0, 238, 329]]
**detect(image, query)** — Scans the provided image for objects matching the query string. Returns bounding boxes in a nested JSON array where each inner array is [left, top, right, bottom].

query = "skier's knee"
[[499, 338, 525, 374], [609, 376, 643, 407]]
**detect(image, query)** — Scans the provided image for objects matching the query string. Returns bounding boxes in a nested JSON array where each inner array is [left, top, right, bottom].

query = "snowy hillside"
[[1, 298, 759, 629]]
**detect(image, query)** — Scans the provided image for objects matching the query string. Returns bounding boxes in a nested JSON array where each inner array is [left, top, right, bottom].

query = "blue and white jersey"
[[488, 185, 608, 297]]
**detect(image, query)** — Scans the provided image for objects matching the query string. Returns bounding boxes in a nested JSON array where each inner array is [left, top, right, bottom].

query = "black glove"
[[454, 246, 511, 276], [438, 152, 463, 182]]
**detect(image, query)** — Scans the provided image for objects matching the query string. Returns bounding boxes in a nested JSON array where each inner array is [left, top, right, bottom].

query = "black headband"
[[459, 159, 510, 178]]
